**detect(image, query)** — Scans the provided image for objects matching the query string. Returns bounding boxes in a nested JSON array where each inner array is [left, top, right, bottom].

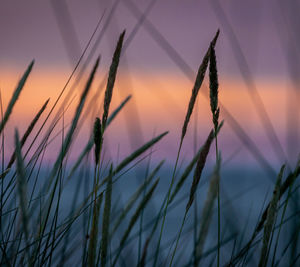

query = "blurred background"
[[0, 0, 299, 171]]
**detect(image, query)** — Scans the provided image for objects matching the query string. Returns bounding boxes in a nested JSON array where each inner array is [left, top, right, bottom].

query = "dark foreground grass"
[[0, 29, 299, 267]]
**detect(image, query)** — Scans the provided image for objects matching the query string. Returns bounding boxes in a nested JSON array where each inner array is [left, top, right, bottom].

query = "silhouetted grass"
[[0, 28, 299, 267]]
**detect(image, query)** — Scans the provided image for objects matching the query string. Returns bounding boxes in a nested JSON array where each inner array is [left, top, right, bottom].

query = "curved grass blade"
[[0, 61, 34, 135], [186, 130, 214, 212], [0, 168, 11, 180], [112, 131, 168, 175], [181, 30, 219, 144], [15, 130, 30, 265], [47, 57, 100, 188], [155, 30, 220, 267], [67, 95, 132, 180], [6, 98, 49, 170], [170, 130, 215, 267], [87, 193, 103, 267], [195, 160, 220, 266], [106, 95, 132, 126]]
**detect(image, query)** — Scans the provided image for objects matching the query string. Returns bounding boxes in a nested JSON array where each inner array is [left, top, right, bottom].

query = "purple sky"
[[0, 0, 296, 78]]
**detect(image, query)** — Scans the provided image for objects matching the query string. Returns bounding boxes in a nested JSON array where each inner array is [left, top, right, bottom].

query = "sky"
[[0, 0, 299, 171]]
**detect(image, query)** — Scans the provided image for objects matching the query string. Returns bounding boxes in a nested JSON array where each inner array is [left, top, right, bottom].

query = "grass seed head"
[[186, 130, 214, 212], [181, 30, 220, 143], [93, 117, 102, 165], [102, 30, 126, 130], [209, 45, 219, 131]]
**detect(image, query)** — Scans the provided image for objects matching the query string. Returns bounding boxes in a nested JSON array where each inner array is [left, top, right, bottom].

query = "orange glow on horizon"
[[0, 67, 293, 164]]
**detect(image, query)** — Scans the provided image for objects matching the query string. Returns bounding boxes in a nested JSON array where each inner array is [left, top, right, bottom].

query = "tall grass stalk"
[[195, 159, 221, 266], [100, 165, 113, 267], [46, 57, 100, 190], [66, 95, 132, 181], [209, 44, 221, 267], [0, 61, 34, 135], [154, 30, 219, 267], [15, 130, 31, 266]]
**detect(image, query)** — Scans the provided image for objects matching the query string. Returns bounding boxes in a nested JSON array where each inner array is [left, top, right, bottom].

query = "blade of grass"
[[47, 57, 100, 189], [170, 130, 215, 267], [195, 160, 220, 266], [0, 61, 34, 135], [15, 130, 31, 266], [100, 165, 113, 267], [67, 94, 132, 181], [87, 193, 103, 267], [155, 31, 219, 267], [6, 98, 49, 170]]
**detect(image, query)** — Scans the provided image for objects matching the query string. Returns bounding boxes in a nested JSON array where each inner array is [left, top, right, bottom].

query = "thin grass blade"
[[48, 57, 100, 188], [87, 193, 103, 267], [15, 130, 30, 264], [186, 130, 214, 212], [100, 165, 113, 266], [0, 61, 34, 135], [7, 98, 49, 170], [195, 160, 221, 266]]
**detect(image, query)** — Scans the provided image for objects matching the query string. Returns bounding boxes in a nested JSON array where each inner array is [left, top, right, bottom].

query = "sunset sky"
[[0, 0, 299, 170]]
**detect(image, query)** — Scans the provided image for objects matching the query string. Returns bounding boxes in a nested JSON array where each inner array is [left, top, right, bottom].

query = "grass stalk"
[[101, 165, 113, 266], [154, 31, 219, 267], [170, 130, 214, 266], [0, 61, 34, 135]]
